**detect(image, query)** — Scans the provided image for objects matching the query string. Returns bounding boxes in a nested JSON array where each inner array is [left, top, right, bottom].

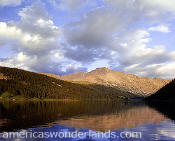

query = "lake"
[[0, 100, 175, 141]]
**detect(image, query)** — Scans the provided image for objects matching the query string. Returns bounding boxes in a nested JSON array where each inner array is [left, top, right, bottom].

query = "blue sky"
[[0, 0, 175, 79]]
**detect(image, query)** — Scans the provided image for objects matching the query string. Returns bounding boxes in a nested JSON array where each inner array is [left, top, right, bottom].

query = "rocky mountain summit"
[[41, 67, 170, 96]]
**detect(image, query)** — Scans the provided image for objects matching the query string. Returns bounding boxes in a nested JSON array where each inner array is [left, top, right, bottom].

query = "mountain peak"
[[39, 67, 170, 96], [88, 67, 114, 75]]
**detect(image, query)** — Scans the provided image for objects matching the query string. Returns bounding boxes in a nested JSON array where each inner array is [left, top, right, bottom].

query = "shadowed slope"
[[146, 79, 175, 121], [146, 79, 175, 101]]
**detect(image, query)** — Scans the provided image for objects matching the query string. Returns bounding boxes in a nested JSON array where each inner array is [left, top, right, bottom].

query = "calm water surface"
[[0, 100, 175, 141]]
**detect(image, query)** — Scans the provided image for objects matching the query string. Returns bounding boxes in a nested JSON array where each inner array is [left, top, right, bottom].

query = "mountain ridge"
[[0, 66, 135, 100], [41, 67, 170, 96]]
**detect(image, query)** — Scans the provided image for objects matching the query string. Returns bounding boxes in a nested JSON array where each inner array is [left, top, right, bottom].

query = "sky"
[[0, 0, 175, 79]]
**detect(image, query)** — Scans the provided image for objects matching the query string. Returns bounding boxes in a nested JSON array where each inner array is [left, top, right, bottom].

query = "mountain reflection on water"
[[0, 100, 175, 140]]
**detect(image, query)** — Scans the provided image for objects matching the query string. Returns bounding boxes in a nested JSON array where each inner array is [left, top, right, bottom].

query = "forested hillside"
[[0, 67, 133, 100]]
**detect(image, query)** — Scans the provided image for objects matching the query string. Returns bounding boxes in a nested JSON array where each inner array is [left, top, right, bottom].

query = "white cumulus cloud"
[[0, 0, 24, 6], [1, 0, 175, 79], [149, 25, 171, 33]]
